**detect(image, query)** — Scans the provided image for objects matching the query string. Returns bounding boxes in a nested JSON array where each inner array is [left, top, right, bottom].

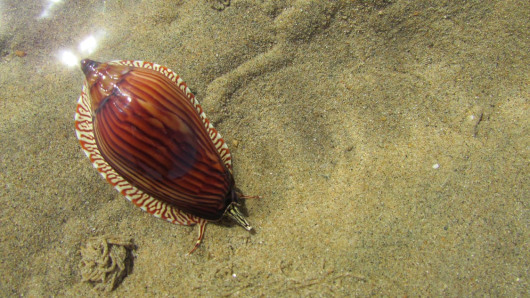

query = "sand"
[[0, 0, 528, 296]]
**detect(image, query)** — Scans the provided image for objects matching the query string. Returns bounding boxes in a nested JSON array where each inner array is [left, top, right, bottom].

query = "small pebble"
[[15, 50, 27, 57]]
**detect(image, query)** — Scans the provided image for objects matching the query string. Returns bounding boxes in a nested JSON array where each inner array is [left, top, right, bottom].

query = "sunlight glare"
[[39, 0, 63, 19], [79, 35, 97, 55], [59, 50, 79, 67]]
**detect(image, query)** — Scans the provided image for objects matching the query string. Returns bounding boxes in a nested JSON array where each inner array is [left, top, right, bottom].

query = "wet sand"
[[0, 0, 528, 296]]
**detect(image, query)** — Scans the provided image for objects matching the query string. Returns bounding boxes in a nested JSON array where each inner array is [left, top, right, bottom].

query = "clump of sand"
[[79, 235, 135, 292]]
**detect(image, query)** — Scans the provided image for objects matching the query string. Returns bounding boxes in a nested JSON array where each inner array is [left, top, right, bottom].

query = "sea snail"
[[74, 59, 253, 253]]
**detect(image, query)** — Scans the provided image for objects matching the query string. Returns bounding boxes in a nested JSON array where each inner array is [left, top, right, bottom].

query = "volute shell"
[[75, 59, 251, 253]]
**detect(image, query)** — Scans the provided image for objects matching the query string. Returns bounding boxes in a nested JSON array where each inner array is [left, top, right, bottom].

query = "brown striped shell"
[[75, 59, 252, 253]]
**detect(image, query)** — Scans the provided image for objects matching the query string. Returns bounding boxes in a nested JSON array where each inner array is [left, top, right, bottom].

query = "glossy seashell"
[[75, 59, 252, 253]]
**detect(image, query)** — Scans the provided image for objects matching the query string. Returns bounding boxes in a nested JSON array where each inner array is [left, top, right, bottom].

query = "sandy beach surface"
[[0, 0, 528, 296]]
